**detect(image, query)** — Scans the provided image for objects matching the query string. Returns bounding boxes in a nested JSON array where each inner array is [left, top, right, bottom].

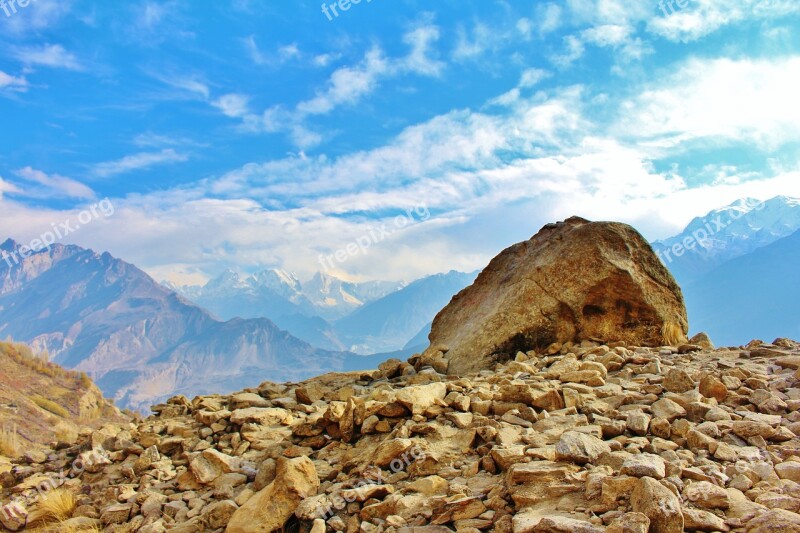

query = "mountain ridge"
[[0, 240, 355, 411]]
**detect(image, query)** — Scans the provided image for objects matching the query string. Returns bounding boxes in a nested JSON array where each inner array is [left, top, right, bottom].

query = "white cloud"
[[14, 167, 95, 199], [0, 178, 20, 197], [617, 56, 800, 150], [244, 36, 302, 66], [297, 47, 390, 116], [14, 44, 83, 71], [582, 24, 631, 47], [279, 43, 301, 60], [151, 73, 210, 99], [93, 149, 189, 178], [133, 132, 207, 148], [520, 68, 550, 88], [552, 35, 586, 67], [649, 0, 800, 42], [313, 53, 341, 67], [213, 94, 250, 118], [535, 3, 563, 36], [0, 0, 72, 34], [401, 24, 445, 76], [0, 70, 27, 91]]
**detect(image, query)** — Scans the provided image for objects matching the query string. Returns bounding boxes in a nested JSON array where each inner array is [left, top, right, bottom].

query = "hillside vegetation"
[[0, 340, 127, 461]]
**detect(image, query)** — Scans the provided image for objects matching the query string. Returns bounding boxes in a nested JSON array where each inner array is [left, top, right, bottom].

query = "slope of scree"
[[422, 217, 689, 375], [2, 337, 800, 532]]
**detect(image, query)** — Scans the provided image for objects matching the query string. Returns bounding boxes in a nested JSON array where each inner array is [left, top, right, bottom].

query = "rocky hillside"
[[0, 340, 125, 462], [2, 337, 799, 532]]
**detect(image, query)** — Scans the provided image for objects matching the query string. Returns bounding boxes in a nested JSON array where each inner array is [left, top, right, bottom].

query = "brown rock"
[[422, 217, 689, 374], [101, 503, 133, 525], [630, 477, 684, 533], [689, 332, 715, 350], [606, 512, 650, 533], [226, 456, 319, 533], [663, 369, 695, 393], [296, 383, 325, 404], [532, 516, 604, 533], [555, 431, 611, 464], [682, 508, 729, 532], [651, 399, 686, 421], [745, 509, 800, 533], [683, 481, 730, 510], [699, 375, 727, 401], [775, 461, 800, 482], [621, 454, 666, 479], [204, 500, 239, 529], [0, 500, 27, 531], [732, 420, 776, 439]]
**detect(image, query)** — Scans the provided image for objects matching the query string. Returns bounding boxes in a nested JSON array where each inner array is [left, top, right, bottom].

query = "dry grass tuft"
[[35, 488, 78, 523], [0, 424, 20, 457], [32, 396, 70, 418], [661, 322, 686, 346]]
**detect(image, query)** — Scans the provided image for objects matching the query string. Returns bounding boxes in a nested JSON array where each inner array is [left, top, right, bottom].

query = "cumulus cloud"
[[616, 56, 800, 149]]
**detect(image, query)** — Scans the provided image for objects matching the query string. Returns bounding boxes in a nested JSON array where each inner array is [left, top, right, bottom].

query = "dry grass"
[[661, 322, 686, 346], [54, 424, 79, 445], [32, 396, 70, 418], [0, 424, 20, 457], [31, 519, 102, 533], [36, 489, 78, 522]]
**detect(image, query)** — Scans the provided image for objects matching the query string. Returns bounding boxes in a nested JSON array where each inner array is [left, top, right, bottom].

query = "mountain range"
[[167, 269, 474, 355], [652, 196, 800, 284], [0, 239, 358, 411], [652, 195, 800, 345], [0, 195, 797, 409]]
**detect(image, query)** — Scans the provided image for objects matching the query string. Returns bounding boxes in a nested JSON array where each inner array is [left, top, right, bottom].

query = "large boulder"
[[423, 217, 688, 374]]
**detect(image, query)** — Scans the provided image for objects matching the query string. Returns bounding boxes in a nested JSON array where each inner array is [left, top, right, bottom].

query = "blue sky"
[[1, 0, 799, 284]]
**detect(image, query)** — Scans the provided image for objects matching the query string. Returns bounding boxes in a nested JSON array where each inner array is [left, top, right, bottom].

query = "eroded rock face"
[[423, 217, 689, 374]]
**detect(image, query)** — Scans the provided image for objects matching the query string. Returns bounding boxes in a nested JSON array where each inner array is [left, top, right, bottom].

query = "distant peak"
[[0, 238, 19, 251]]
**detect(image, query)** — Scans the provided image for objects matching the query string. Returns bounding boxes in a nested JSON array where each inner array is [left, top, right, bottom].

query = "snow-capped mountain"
[[167, 270, 406, 349], [302, 273, 406, 320], [652, 196, 800, 284]]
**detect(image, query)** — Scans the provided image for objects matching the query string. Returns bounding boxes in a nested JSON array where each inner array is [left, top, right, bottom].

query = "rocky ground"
[[2, 337, 800, 533]]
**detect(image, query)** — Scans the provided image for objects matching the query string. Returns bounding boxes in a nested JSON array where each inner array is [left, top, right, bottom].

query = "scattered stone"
[[663, 369, 695, 393], [226, 456, 319, 533], [683, 481, 730, 510], [555, 431, 611, 464], [630, 477, 684, 533], [621, 454, 666, 479]]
